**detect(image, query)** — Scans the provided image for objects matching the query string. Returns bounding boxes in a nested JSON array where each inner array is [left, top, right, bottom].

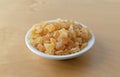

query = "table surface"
[[0, 0, 120, 77]]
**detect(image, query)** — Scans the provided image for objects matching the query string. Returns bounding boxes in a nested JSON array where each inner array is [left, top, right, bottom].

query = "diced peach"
[[41, 22, 48, 28], [56, 40, 63, 50], [53, 31, 60, 39], [46, 24, 56, 32], [81, 43, 87, 49], [58, 28, 68, 40], [37, 44, 45, 52], [44, 43, 55, 55]]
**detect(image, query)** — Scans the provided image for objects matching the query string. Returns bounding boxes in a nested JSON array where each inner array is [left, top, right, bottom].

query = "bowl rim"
[[25, 20, 95, 59]]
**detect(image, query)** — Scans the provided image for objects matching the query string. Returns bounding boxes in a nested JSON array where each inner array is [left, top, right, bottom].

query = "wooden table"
[[0, 0, 120, 77]]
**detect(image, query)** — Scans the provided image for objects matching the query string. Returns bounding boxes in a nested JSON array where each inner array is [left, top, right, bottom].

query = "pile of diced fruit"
[[30, 19, 91, 55]]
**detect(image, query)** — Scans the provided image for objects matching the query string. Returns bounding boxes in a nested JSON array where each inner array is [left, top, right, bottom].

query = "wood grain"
[[0, 0, 120, 77]]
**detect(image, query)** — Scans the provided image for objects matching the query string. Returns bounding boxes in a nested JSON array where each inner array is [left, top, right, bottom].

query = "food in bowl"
[[29, 19, 91, 55]]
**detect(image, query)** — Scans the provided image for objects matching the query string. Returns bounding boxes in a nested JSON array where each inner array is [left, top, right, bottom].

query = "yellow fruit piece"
[[46, 24, 56, 32], [58, 28, 68, 40], [59, 28, 67, 34], [53, 31, 60, 39], [37, 44, 45, 52], [43, 34, 50, 41], [55, 50, 64, 55], [75, 42, 79, 46], [44, 43, 55, 55], [41, 22, 48, 28], [81, 43, 87, 49], [35, 37, 43, 44], [80, 28, 91, 42], [56, 40, 63, 50], [50, 38, 56, 45], [70, 46, 80, 53]]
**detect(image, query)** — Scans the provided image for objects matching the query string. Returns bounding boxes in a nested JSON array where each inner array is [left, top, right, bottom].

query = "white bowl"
[[25, 20, 95, 60]]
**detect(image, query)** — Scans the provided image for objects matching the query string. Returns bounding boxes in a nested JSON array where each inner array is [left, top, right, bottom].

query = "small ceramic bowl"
[[25, 20, 95, 60]]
